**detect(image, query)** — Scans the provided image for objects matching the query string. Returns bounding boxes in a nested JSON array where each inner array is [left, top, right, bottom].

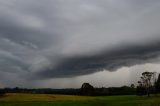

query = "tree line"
[[137, 72, 160, 96], [0, 72, 160, 96]]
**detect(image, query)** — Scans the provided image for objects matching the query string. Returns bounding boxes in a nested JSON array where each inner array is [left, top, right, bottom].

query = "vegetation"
[[137, 71, 158, 96], [155, 73, 160, 93], [1, 72, 159, 97], [0, 93, 160, 106], [0, 71, 160, 105], [0, 89, 5, 97], [80, 83, 94, 95], [2, 86, 136, 96]]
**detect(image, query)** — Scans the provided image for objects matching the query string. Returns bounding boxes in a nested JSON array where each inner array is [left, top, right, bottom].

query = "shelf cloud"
[[0, 0, 160, 87]]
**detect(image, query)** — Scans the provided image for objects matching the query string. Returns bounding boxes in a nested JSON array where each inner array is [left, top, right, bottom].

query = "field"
[[0, 93, 160, 106]]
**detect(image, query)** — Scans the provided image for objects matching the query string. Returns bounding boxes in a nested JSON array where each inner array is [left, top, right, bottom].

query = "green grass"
[[0, 93, 160, 106]]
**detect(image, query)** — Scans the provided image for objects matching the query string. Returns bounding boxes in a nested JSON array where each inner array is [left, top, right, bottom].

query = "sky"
[[0, 0, 160, 88]]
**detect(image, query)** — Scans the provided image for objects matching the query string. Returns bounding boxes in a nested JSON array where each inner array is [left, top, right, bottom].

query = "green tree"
[[131, 84, 135, 89], [80, 83, 94, 95], [155, 73, 160, 92], [137, 72, 154, 96]]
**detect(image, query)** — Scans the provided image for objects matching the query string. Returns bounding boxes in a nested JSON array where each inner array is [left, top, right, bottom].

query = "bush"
[[136, 86, 147, 96], [80, 83, 94, 96], [0, 89, 5, 96]]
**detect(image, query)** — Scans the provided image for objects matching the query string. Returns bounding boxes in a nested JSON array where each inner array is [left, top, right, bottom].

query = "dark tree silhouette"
[[0, 89, 5, 96], [137, 72, 154, 96], [155, 73, 160, 93], [80, 83, 94, 95], [131, 84, 135, 89]]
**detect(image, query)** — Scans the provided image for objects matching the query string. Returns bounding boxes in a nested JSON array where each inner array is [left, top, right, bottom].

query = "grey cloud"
[[36, 40, 160, 78], [0, 0, 61, 49], [0, 0, 160, 87]]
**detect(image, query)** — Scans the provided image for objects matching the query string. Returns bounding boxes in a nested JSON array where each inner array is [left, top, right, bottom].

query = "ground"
[[0, 93, 160, 106]]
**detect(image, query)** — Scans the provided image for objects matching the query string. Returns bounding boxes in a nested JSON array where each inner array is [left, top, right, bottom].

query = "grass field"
[[0, 93, 160, 106]]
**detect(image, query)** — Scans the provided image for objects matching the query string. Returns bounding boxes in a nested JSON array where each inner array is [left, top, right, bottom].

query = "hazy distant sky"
[[0, 0, 160, 88]]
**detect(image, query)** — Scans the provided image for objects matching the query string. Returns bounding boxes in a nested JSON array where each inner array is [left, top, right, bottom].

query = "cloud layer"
[[37, 40, 160, 78], [0, 0, 160, 87]]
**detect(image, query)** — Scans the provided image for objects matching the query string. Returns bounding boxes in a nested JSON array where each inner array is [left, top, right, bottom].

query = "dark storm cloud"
[[36, 40, 160, 78], [0, 0, 160, 87], [0, 0, 60, 49]]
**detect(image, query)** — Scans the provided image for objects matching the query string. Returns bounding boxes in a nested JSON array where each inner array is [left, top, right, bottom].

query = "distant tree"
[[137, 72, 154, 96], [130, 84, 136, 94], [155, 73, 160, 92], [80, 83, 94, 95], [136, 86, 146, 96], [131, 84, 135, 89], [0, 89, 5, 96]]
